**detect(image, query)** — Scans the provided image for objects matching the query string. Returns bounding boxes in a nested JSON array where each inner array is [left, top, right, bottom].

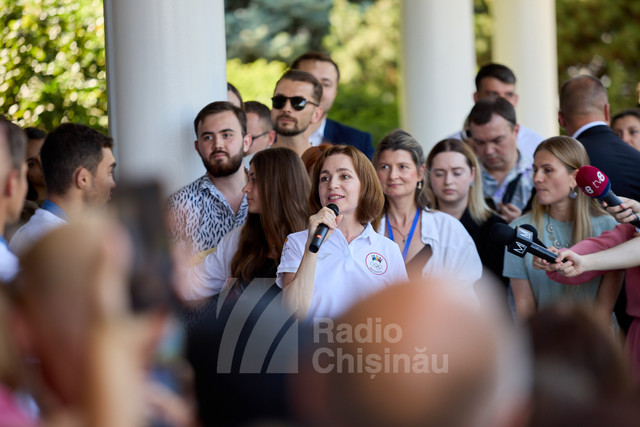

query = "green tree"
[[225, 0, 332, 63], [556, 0, 640, 114], [0, 0, 107, 133]]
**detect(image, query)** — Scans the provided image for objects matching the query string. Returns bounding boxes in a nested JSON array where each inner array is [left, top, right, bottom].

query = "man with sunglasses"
[[270, 69, 324, 157], [243, 101, 275, 168], [291, 51, 374, 159]]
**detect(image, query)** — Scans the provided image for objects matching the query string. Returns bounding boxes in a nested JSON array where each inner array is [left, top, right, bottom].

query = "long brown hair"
[[231, 147, 310, 282], [531, 136, 606, 243]]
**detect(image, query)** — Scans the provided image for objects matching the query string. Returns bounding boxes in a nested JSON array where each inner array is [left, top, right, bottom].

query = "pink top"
[[546, 223, 640, 317], [0, 385, 36, 427]]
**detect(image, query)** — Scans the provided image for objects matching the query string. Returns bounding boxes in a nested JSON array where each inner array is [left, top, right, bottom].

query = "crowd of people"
[[1, 52, 640, 426]]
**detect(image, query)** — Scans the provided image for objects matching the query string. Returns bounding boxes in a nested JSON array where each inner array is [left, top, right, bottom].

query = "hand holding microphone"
[[308, 203, 340, 253], [576, 165, 640, 228], [490, 223, 560, 263]]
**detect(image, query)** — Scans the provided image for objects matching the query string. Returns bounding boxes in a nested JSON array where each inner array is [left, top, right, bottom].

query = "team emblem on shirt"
[[365, 252, 388, 275]]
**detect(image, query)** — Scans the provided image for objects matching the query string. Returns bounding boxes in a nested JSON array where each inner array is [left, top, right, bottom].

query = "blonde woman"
[[503, 136, 622, 322], [426, 138, 508, 289]]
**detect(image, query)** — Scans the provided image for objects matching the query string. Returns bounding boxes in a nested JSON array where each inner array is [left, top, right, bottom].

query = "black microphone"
[[490, 223, 560, 263], [520, 224, 546, 247], [308, 203, 339, 253]]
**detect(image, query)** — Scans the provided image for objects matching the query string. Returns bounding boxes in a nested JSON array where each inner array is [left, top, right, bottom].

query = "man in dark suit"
[[559, 74, 640, 335], [291, 51, 374, 159], [559, 75, 640, 200]]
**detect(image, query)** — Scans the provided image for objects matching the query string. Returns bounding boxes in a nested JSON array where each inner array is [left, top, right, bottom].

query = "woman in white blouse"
[[372, 130, 482, 296]]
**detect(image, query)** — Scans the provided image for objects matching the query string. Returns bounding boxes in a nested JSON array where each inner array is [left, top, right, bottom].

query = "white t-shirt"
[[378, 209, 482, 298], [181, 226, 243, 301], [0, 239, 19, 282], [9, 208, 67, 255], [276, 223, 408, 319]]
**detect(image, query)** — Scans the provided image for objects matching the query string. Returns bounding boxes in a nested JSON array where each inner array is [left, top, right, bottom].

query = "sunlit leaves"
[[0, 0, 107, 132]]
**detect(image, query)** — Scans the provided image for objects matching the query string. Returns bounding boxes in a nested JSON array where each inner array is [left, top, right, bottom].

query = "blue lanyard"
[[386, 207, 420, 261], [41, 200, 68, 220]]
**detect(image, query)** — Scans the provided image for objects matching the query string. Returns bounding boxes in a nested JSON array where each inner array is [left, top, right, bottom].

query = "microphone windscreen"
[[490, 223, 516, 245], [327, 203, 339, 216], [520, 224, 538, 241], [576, 165, 610, 198]]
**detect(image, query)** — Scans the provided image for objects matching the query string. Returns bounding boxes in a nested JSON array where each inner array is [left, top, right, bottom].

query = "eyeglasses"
[[250, 131, 270, 140], [271, 95, 318, 111]]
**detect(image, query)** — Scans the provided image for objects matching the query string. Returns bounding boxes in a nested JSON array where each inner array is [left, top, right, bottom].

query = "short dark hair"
[[611, 108, 640, 127], [475, 63, 516, 91], [227, 82, 244, 109], [309, 145, 384, 224], [468, 97, 517, 129], [24, 127, 46, 141], [0, 117, 27, 171], [559, 75, 608, 118], [40, 123, 113, 196], [291, 51, 340, 82], [244, 101, 272, 128], [193, 101, 247, 138], [275, 70, 323, 104]]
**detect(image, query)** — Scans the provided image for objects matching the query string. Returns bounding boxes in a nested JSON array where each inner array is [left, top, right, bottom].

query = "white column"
[[493, 0, 558, 139], [104, 0, 227, 195], [400, 0, 476, 155]]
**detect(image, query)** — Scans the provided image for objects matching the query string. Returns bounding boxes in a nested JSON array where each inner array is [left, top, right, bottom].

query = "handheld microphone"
[[308, 203, 339, 253], [490, 223, 560, 263], [520, 224, 546, 247], [576, 165, 640, 227]]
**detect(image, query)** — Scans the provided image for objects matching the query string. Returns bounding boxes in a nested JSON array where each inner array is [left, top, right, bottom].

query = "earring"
[[569, 187, 578, 199], [417, 181, 423, 190]]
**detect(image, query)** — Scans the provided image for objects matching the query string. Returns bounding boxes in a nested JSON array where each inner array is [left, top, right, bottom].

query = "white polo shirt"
[[276, 223, 408, 319], [181, 226, 243, 301], [378, 209, 482, 299]]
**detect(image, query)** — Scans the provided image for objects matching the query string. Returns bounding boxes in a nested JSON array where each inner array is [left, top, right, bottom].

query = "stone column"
[[400, 0, 476, 154], [493, 0, 558, 138], [103, 0, 227, 194]]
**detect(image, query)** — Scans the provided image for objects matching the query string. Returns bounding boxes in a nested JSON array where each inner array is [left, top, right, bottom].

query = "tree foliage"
[[224, 0, 332, 63], [2, 0, 640, 141], [556, 0, 640, 113], [0, 0, 107, 133]]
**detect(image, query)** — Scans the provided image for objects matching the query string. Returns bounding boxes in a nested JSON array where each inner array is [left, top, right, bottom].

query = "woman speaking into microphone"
[[278, 145, 407, 320]]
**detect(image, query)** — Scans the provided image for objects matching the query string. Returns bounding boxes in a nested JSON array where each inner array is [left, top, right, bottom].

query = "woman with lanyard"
[[278, 145, 407, 320], [372, 130, 482, 297]]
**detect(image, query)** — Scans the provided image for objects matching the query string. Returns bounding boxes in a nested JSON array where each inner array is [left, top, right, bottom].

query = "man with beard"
[[270, 70, 324, 157], [9, 123, 116, 255], [168, 101, 251, 256]]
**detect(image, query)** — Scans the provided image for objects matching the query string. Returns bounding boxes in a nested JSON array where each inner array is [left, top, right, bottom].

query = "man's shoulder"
[[9, 209, 66, 255], [324, 119, 374, 156], [169, 176, 213, 206]]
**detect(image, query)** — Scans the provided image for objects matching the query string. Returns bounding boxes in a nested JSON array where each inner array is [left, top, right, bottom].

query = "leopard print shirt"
[[168, 175, 248, 256]]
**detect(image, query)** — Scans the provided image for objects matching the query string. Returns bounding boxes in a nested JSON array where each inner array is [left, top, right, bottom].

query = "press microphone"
[[576, 165, 640, 227], [520, 224, 545, 247], [490, 223, 560, 263], [308, 203, 339, 253]]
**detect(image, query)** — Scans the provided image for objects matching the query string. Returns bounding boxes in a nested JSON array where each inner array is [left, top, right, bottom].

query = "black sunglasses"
[[271, 95, 318, 111]]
